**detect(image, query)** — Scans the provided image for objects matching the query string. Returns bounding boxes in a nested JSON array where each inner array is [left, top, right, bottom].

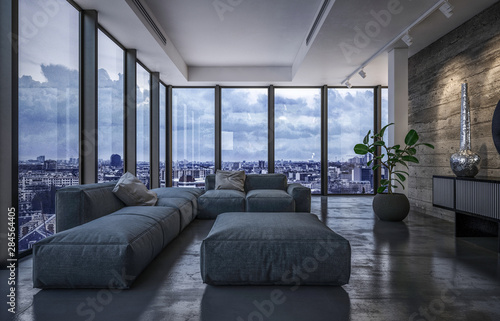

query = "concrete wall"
[[407, 2, 500, 221]]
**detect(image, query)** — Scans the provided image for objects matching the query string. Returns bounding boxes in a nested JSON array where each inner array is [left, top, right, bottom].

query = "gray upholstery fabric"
[[244, 174, 287, 192], [287, 183, 312, 212], [33, 206, 180, 289], [156, 197, 194, 231], [197, 190, 245, 219], [36, 184, 204, 289], [202, 173, 310, 218], [200, 212, 351, 286], [245, 190, 295, 212], [56, 182, 125, 232], [152, 187, 204, 217], [215, 170, 246, 192], [205, 175, 216, 191]]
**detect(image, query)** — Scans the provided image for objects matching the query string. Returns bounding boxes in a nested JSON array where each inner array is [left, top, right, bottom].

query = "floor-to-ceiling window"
[[328, 88, 375, 194], [221, 88, 268, 174], [159, 83, 167, 187], [136, 63, 150, 188], [18, 0, 80, 252], [275, 88, 322, 194], [97, 30, 124, 183], [172, 88, 215, 188]]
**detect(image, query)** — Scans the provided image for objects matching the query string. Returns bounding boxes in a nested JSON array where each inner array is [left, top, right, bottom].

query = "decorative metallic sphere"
[[450, 150, 480, 177]]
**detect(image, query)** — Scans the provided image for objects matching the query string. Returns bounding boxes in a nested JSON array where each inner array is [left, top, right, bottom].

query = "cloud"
[[19, 66, 79, 160]]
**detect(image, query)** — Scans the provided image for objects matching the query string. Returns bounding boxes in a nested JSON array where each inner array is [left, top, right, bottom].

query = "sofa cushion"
[[197, 190, 246, 219], [200, 212, 351, 285], [152, 187, 204, 217], [56, 182, 125, 232], [33, 206, 180, 289], [246, 189, 295, 212], [156, 197, 194, 231], [215, 170, 246, 192], [244, 174, 288, 192], [287, 183, 312, 212], [112, 172, 158, 206]]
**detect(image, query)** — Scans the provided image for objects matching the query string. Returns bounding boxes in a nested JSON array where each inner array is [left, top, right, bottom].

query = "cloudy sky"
[[18, 0, 388, 164]]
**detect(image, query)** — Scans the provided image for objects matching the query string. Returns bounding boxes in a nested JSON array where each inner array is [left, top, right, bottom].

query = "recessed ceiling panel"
[[143, 0, 323, 67]]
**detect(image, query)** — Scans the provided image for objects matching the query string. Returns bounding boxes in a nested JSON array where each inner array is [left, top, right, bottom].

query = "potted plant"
[[354, 123, 434, 221]]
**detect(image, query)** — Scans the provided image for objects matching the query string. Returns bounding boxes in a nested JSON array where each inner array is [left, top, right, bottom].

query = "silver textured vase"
[[450, 83, 480, 177]]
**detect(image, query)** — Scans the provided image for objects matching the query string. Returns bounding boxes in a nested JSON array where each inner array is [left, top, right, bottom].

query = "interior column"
[[388, 48, 409, 194]]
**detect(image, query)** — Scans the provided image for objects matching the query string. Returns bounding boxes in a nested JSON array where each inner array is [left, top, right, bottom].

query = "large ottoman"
[[200, 212, 351, 286]]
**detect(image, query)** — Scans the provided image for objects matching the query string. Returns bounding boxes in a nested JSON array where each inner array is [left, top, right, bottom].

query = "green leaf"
[[407, 148, 417, 155], [394, 170, 409, 176], [363, 131, 371, 144], [354, 144, 369, 155], [377, 186, 387, 193], [372, 164, 381, 171], [402, 155, 419, 163], [367, 160, 372, 166], [397, 160, 409, 169], [378, 123, 393, 138], [391, 145, 400, 150], [373, 141, 385, 146], [394, 180, 405, 190], [395, 173, 406, 182], [422, 143, 434, 149], [405, 129, 419, 145], [380, 179, 390, 185]]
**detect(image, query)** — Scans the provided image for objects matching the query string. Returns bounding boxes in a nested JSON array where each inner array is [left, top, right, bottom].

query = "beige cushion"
[[215, 170, 246, 193], [112, 172, 158, 206]]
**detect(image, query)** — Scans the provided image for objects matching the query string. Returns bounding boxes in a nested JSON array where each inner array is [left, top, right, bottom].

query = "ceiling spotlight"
[[402, 32, 413, 47], [439, 1, 454, 18], [345, 80, 352, 88], [358, 69, 366, 79]]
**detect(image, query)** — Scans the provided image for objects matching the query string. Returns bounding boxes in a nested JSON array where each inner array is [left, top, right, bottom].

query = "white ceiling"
[[75, 0, 499, 86]]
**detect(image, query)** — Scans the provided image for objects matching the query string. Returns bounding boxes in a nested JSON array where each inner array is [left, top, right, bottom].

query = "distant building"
[[44, 160, 57, 170], [37, 155, 45, 163], [352, 167, 372, 182], [110, 154, 122, 167]]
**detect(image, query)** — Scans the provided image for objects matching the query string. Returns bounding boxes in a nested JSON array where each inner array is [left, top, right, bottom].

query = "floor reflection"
[[200, 285, 350, 321]]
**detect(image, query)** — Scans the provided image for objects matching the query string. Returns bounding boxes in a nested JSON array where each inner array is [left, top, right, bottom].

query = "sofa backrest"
[[205, 175, 216, 190], [245, 174, 287, 192], [56, 182, 125, 232], [204, 173, 288, 192]]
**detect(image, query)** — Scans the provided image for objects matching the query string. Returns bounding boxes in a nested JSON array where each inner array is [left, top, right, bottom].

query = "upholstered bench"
[[200, 212, 351, 286]]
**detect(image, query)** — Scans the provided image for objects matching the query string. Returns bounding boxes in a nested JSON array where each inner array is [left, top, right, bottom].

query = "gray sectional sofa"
[[32, 173, 311, 289], [32, 182, 203, 289], [198, 173, 311, 219]]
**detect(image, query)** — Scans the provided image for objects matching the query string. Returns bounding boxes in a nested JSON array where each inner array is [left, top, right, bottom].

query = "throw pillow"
[[112, 172, 158, 206], [215, 170, 246, 193]]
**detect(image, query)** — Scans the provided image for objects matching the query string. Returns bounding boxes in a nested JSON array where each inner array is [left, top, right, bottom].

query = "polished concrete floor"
[[2, 196, 500, 321]]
